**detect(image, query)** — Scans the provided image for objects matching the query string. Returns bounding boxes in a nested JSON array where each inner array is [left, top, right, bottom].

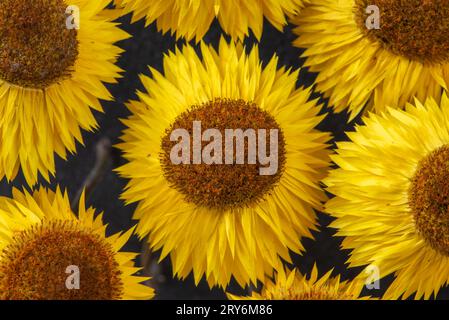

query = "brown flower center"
[[160, 99, 286, 211], [0, 220, 123, 300], [355, 0, 449, 63], [0, 0, 78, 88], [409, 145, 449, 255]]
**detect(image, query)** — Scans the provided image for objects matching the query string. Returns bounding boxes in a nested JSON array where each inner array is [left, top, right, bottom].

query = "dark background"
[[1, 13, 447, 300]]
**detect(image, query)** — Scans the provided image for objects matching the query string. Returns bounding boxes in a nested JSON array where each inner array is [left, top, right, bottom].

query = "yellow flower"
[[117, 38, 331, 288], [0, 0, 128, 186], [0, 187, 154, 300], [114, 0, 304, 41], [292, 0, 449, 120], [229, 265, 368, 300], [325, 94, 449, 299]]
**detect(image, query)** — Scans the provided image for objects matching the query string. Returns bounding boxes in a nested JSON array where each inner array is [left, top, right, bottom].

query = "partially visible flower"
[[292, 0, 449, 120], [0, 0, 128, 185], [115, 0, 305, 41], [0, 187, 154, 300], [229, 265, 368, 300], [325, 94, 449, 299]]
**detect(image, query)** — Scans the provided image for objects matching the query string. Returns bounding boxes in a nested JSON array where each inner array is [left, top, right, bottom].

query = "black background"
[[1, 12, 447, 300]]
